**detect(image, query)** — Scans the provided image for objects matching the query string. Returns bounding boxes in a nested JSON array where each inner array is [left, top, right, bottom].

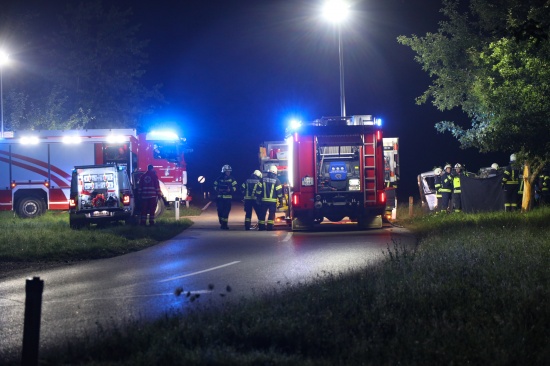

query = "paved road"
[[0, 202, 414, 361]]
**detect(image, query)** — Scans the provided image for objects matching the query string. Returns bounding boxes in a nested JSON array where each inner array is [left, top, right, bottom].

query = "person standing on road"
[[213, 164, 237, 230], [256, 165, 283, 231], [138, 164, 162, 226], [241, 170, 263, 230], [502, 154, 520, 212], [440, 164, 453, 213]]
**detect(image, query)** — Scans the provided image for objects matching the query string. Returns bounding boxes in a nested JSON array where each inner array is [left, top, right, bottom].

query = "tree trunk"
[[521, 164, 532, 211]]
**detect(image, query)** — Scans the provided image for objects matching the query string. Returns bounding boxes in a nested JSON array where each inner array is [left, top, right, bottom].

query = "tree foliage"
[[397, 0, 550, 181], [3, 0, 163, 131]]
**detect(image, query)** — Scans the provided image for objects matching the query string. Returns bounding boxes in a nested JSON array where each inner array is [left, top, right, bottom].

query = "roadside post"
[[175, 197, 180, 220], [409, 196, 414, 217], [198, 176, 206, 198], [21, 276, 44, 366]]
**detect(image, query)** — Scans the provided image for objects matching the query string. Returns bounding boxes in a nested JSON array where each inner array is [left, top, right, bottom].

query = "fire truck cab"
[[286, 115, 387, 231]]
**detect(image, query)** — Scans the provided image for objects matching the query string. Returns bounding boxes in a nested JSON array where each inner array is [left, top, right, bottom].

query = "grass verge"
[[30, 206, 550, 365], [0, 204, 201, 262]]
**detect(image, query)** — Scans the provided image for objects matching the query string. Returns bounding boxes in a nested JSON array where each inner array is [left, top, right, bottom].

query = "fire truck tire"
[[16, 196, 46, 218], [155, 199, 166, 218]]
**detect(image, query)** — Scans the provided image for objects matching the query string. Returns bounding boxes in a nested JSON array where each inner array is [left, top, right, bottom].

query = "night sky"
[[3, 0, 509, 200]]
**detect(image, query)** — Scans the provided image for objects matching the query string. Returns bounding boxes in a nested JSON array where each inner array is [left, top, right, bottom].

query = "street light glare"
[[322, 0, 349, 23], [0, 50, 9, 66]]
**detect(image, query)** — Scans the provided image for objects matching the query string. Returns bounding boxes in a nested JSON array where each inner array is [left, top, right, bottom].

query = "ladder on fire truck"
[[363, 134, 377, 204]]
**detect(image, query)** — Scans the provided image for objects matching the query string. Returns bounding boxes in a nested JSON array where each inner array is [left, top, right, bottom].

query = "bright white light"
[[322, 0, 349, 23], [20, 136, 39, 145], [375, 118, 382, 127], [286, 135, 294, 188], [62, 135, 82, 144], [107, 134, 126, 143], [0, 50, 9, 67]]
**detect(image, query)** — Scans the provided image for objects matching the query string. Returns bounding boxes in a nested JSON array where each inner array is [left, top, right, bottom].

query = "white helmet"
[[253, 170, 262, 178], [454, 163, 462, 169], [221, 164, 232, 173], [510, 154, 516, 162], [433, 167, 442, 175], [268, 165, 277, 174], [444, 164, 452, 170], [491, 163, 499, 170]]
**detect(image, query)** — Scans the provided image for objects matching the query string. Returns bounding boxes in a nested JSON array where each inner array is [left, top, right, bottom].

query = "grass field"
[[2, 203, 549, 365]]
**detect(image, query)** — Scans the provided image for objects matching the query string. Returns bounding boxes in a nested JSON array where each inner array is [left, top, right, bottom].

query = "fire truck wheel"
[[155, 199, 166, 218], [17, 196, 46, 218]]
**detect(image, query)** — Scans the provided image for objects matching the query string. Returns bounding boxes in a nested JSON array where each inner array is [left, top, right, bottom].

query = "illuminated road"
[[0, 202, 414, 361]]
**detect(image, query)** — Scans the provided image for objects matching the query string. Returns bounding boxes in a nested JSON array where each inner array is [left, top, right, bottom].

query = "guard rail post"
[[175, 197, 180, 220], [21, 276, 44, 366]]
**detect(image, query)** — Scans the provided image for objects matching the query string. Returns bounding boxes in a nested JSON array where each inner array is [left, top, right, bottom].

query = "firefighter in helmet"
[[488, 163, 499, 178], [213, 164, 237, 229], [241, 169, 263, 230], [537, 166, 550, 205], [502, 154, 519, 212], [256, 165, 283, 231], [440, 163, 453, 213], [451, 163, 464, 212], [433, 167, 443, 213]]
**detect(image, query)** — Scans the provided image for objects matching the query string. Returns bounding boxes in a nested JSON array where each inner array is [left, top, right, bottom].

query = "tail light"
[[122, 194, 131, 206], [292, 193, 299, 206], [376, 130, 382, 142], [69, 196, 77, 208], [378, 191, 386, 204]]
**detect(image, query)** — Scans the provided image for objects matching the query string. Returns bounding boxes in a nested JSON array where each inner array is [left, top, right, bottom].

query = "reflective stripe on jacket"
[[138, 170, 161, 199], [241, 175, 261, 200], [256, 175, 283, 203], [214, 175, 237, 199]]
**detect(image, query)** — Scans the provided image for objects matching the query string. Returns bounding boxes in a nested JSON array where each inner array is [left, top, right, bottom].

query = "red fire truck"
[[286, 115, 387, 230], [0, 129, 189, 218]]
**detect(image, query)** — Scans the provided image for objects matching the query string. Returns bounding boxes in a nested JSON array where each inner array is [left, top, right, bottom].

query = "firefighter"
[[451, 163, 464, 212], [137, 164, 162, 226], [440, 164, 453, 213], [502, 154, 519, 212], [213, 164, 237, 230], [488, 163, 499, 178], [433, 167, 443, 213], [256, 165, 283, 231], [241, 169, 262, 230]]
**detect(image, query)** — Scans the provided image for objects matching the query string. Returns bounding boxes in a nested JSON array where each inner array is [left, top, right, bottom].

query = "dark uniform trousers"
[[258, 202, 277, 231], [244, 199, 260, 230]]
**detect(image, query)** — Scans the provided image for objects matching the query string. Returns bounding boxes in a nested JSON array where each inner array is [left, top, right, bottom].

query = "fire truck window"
[[153, 143, 179, 162]]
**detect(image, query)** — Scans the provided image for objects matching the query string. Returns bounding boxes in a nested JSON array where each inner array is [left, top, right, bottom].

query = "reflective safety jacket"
[[256, 173, 283, 203], [440, 172, 453, 193], [241, 174, 261, 201], [214, 174, 237, 199], [539, 172, 550, 194], [502, 164, 519, 186], [138, 170, 161, 199], [434, 174, 442, 198], [452, 174, 462, 194]]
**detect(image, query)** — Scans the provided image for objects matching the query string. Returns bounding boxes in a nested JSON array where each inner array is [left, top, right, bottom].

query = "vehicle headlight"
[[348, 178, 360, 191]]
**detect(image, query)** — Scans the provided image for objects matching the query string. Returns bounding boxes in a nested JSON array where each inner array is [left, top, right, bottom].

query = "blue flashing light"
[[288, 119, 302, 132], [146, 130, 180, 141], [375, 118, 382, 127]]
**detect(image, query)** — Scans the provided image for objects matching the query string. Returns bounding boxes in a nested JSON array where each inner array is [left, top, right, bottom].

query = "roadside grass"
[[0, 204, 201, 262], [36, 206, 550, 365]]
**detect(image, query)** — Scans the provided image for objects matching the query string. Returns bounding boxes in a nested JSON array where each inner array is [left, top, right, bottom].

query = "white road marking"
[[283, 232, 292, 242], [159, 261, 241, 283]]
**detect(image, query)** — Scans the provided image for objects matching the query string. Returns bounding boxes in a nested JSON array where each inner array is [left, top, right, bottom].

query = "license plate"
[[93, 210, 110, 217]]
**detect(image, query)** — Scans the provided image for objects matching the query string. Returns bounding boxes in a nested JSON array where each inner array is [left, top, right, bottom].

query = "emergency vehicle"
[[69, 164, 134, 228], [286, 115, 388, 230], [0, 129, 189, 218]]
